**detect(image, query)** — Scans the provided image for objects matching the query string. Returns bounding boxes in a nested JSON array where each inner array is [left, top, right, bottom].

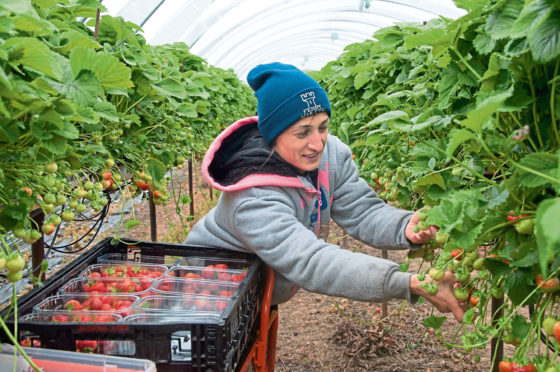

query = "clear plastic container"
[[164, 265, 247, 283], [97, 252, 182, 266], [0, 343, 156, 371], [33, 293, 139, 317], [151, 277, 239, 297], [58, 276, 155, 296], [178, 256, 251, 270], [122, 312, 222, 323], [78, 263, 168, 280], [130, 295, 230, 315], [19, 311, 122, 323]]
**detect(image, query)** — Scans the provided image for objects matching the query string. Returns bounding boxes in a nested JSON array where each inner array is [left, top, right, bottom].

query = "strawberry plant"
[[0, 0, 256, 364], [317, 0, 560, 369]]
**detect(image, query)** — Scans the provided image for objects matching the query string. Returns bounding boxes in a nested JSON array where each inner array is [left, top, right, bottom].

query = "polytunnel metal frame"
[[102, 0, 465, 80]]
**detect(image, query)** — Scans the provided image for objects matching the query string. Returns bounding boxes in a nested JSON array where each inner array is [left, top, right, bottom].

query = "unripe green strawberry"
[[43, 193, 56, 204], [435, 231, 449, 244], [6, 254, 25, 273], [542, 317, 557, 337], [473, 258, 485, 271], [55, 195, 67, 206], [429, 267, 445, 281], [515, 219, 534, 235], [44, 163, 58, 174], [61, 211, 75, 222], [454, 287, 469, 301], [68, 199, 78, 209], [42, 203, 55, 214]]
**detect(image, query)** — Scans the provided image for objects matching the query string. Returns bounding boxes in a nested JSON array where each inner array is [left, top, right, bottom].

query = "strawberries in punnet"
[[64, 299, 82, 311], [202, 265, 216, 279], [76, 340, 97, 353]]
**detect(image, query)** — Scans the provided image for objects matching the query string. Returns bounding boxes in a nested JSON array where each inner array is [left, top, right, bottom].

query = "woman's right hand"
[[410, 271, 467, 323]]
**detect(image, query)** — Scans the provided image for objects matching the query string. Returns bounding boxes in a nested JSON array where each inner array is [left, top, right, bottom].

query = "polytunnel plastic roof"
[[103, 0, 466, 82]]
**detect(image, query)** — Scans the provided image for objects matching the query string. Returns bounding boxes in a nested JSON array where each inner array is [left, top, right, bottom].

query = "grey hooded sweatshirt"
[[185, 116, 419, 305]]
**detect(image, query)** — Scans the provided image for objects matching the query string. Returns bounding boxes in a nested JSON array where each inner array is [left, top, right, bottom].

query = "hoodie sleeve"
[[229, 190, 415, 303], [328, 136, 419, 250]]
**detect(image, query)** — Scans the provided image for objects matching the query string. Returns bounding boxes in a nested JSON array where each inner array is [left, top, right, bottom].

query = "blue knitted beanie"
[[247, 62, 331, 144]]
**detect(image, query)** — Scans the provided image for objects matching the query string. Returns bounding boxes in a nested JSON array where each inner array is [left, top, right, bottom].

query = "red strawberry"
[[64, 299, 83, 311], [89, 296, 103, 310]]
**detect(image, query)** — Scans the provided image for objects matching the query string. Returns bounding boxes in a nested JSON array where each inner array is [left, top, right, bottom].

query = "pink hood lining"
[[201, 116, 307, 192]]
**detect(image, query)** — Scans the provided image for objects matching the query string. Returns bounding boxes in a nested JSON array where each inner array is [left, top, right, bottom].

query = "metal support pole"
[[381, 249, 388, 318], [148, 194, 157, 242], [30, 209, 45, 283], [491, 297, 504, 372], [188, 159, 194, 217]]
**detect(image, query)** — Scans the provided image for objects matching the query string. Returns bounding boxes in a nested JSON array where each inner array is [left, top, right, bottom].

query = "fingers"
[[450, 298, 467, 323]]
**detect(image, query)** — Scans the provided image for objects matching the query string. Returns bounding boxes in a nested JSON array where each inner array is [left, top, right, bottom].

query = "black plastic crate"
[[1, 238, 265, 372]]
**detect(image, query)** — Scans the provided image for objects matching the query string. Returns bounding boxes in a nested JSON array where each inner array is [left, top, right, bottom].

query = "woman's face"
[[274, 112, 329, 173]]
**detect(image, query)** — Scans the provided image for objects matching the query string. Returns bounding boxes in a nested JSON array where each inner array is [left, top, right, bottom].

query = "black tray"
[[1, 238, 265, 372]]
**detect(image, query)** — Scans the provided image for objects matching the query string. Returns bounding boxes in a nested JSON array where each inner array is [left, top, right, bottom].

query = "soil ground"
[[2, 161, 523, 371]]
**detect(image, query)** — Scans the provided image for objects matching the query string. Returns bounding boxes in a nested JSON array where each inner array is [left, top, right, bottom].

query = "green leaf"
[[462, 308, 476, 324], [31, 121, 54, 140], [472, 32, 496, 55], [367, 110, 410, 127], [152, 78, 187, 99], [511, 0, 555, 38], [0, 120, 21, 143], [404, 26, 451, 50], [13, 14, 54, 33], [484, 258, 510, 278], [2, 0, 38, 16], [42, 134, 67, 155], [48, 69, 102, 106], [354, 70, 373, 90], [416, 174, 446, 191], [515, 152, 559, 187], [453, 0, 486, 12], [69, 47, 133, 89], [53, 121, 80, 140], [504, 38, 529, 56], [57, 30, 101, 54], [422, 315, 446, 330], [459, 88, 513, 134], [176, 103, 198, 118], [485, 0, 524, 40], [527, 10, 560, 63], [446, 128, 477, 157], [535, 198, 560, 276], [437, 72, 459, 110], [511, 315, 531, 340], [504, 270, 533, 305], [2, 37, 63, 80], [486, 187, 509, 209], [147, 158, 167, 182], [93, 101, 119, 122], [125, 219, 140, 229], [390, 116, 443, 133]]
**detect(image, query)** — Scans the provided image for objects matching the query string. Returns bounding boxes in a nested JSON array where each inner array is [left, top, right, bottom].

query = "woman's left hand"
[[405, 210, 438, 244]]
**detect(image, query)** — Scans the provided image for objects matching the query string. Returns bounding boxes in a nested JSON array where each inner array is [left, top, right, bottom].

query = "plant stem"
[[527, 69, 544, 147], [549, 59, 560, 146], [450, 46, 482, 81]]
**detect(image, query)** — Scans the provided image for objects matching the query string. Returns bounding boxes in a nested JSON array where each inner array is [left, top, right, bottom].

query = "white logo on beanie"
[[300, 91, 323, 117]]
